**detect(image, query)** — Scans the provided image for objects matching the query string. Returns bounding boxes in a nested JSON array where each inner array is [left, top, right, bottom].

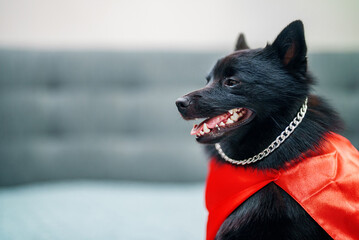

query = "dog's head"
[[176, 20, 310, 144]]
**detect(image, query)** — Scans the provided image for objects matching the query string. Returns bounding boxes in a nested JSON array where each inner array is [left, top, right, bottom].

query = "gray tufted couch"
[[0, 50, 216, 186], [0, 50, 358, 186]]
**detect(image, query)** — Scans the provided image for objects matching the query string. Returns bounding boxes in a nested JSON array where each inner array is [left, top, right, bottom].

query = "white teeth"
[[229, 108, 243, 114], [226, 119, 234, 124], [231, 112, 239, 121], [203, 123, 210, 133], [194, 108, 248, 137]]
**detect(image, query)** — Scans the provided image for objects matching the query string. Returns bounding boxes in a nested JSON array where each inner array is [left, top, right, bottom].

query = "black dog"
[[175, 20, 359, 240]]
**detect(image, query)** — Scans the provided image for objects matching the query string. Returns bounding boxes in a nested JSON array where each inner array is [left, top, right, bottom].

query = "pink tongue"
[[190, 113, 230, 135]]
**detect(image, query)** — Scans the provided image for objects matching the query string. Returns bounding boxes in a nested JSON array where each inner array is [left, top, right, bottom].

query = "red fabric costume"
[[205, 132, 359, 240]]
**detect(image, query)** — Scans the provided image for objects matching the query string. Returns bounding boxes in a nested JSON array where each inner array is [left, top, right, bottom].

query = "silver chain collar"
[[215, 97, 308, 166]]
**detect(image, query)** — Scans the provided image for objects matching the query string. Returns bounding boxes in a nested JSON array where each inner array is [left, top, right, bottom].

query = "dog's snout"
[[176, 97, 191, 110]]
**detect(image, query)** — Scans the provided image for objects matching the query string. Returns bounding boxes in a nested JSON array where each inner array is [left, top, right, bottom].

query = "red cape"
[[205, 133, 359, 240]]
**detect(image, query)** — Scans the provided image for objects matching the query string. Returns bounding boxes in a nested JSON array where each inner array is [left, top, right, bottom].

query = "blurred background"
[[0, 0, 358, 239]]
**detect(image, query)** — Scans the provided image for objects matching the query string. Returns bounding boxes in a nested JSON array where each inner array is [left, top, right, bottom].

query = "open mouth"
[[190, 107, 255, 143]]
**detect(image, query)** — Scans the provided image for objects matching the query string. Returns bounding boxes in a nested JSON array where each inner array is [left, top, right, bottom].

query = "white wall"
[[0, 0, 358, 52]]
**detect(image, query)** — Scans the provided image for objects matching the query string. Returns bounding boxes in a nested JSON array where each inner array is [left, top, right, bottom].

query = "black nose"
[[176, 97, 191, 110]]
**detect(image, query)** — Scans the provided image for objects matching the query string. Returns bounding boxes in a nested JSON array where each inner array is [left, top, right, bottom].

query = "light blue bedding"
[[0, 181, 206, 240]]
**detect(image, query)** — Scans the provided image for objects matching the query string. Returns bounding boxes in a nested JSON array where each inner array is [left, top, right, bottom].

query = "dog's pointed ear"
[[235, 33, 249, 51], [271, 20, 307, 71]]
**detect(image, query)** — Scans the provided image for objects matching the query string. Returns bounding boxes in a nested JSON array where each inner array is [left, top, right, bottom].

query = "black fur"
[[216, 183, 332, 240], [176, 20, 341, 239]]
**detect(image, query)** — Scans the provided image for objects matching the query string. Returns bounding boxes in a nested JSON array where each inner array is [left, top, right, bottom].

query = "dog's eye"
[[223, 78, 240, 87]]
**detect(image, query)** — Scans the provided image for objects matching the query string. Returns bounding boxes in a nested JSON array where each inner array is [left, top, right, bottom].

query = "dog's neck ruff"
[[215, 97, 308, 166]]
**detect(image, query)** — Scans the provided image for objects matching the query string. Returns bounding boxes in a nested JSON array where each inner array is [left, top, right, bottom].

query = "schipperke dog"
[[176, 20, 359, 240]]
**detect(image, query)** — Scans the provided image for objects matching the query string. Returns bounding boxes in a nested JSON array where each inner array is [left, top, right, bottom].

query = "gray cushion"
[[0, 50, 358, 185]]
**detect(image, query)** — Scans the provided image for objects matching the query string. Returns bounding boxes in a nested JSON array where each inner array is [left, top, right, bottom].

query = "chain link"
[[215, 97, 308, 166]]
